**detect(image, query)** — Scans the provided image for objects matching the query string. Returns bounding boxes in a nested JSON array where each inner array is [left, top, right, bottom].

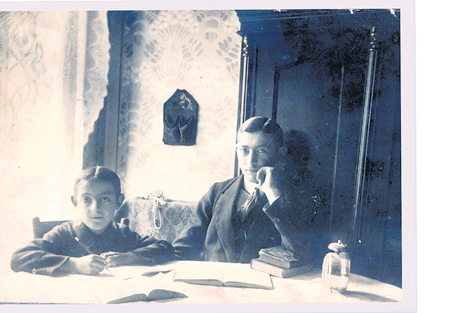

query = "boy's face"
[[71, 180, 124, 235], [236, 131, 280, 183]]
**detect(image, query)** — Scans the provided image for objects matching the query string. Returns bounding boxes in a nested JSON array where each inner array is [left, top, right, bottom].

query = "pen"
[[74, 236, 111, 273], [74, 236, 93, 254]]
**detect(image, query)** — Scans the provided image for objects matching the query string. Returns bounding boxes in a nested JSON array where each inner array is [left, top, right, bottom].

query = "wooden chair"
[[32, 217, 70, 239], [114, 192, 197, 243]]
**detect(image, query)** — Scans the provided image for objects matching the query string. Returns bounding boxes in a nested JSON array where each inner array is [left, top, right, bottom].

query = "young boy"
[[11, 166, 174, 276], [172, 116, 325, 264]]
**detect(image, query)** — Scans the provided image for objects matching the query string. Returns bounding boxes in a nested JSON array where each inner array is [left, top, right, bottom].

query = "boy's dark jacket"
[[11, 221, 174, 276], [172, 175, 327, 264]]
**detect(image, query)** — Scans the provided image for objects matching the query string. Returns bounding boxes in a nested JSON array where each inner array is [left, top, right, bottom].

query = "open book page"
[[173, 261, 273, 289], [87, 271, 186, 304], [106, 261, 178, 279], [173, 261, 225, 286], [222, 263, 273, 289], [69, 261, 178, 285]]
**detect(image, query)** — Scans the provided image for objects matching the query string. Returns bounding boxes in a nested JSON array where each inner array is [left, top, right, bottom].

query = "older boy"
[[11, 167, 174, 276], [172, 116, 325, 263]]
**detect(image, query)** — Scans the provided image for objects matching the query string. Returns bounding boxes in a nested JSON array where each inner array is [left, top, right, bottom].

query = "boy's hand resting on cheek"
[[256, 166, 283, 204], [100, 251, 142, 267]]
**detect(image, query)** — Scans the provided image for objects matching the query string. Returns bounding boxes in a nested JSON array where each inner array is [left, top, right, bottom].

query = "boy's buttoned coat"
[[11, 221, 174, 276], [173, 175, 324, 263]]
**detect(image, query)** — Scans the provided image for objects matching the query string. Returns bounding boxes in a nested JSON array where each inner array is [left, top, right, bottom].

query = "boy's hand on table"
[[65, 254, 107, 275], [100, 251, 141, 267]]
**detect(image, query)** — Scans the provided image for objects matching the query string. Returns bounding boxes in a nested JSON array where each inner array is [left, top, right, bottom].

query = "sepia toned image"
[[0, 1, 416, 312]]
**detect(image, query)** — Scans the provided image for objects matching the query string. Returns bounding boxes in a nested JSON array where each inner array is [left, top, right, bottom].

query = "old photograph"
[[0, 1, 416, 312]]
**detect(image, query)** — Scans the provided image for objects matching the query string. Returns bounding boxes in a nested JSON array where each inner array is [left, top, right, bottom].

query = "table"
[[0, 260, 402, 305]]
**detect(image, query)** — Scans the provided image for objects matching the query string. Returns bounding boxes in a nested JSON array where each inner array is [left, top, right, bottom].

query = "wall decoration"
[[163, 89, 199, 146]]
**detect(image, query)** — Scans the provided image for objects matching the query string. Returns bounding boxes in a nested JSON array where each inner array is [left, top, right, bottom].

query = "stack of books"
[[250, 246, 314, 278]]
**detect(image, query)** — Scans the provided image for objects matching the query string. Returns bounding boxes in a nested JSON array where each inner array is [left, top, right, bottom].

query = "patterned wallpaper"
[[116, 11, 242, 201]]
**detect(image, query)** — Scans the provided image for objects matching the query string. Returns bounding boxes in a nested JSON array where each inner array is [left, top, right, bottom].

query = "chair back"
[[32, 217, 70, 239], [114, 191, 197, 243]]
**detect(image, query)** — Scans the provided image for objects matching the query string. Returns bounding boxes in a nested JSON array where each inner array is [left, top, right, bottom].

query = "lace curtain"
[[116, 10, 241, 201], [0, 11, 110, 220]]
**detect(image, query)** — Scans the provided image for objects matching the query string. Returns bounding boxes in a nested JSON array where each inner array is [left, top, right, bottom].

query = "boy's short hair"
[[238, 116, 284, 149], [74, 166, 121, 196]]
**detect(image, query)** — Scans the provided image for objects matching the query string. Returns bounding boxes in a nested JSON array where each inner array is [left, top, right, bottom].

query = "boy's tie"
[[239, 186, 267, 222]]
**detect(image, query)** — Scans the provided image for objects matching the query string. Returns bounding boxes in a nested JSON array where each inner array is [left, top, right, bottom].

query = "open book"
[[71, 262, 178, 284], [106, 263, 177, 279], [106, 288, 186, 304], [87, 272, 186, 304], [173, 261, 273, 290]]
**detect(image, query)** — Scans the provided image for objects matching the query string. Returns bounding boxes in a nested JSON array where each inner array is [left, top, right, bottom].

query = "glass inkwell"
[[322, 240, 350, 293]]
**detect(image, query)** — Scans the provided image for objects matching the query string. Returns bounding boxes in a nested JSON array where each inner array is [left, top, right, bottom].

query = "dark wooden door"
[[237, 9, 401, 287]]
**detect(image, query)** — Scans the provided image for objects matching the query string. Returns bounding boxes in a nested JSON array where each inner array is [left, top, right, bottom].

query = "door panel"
[[237, 9, 401, 286]]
